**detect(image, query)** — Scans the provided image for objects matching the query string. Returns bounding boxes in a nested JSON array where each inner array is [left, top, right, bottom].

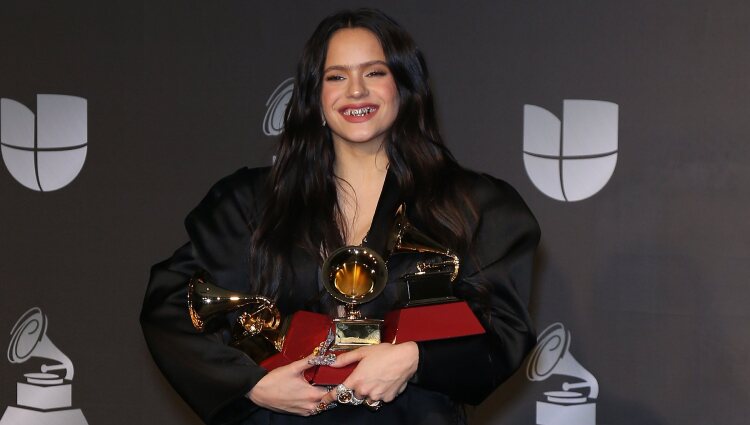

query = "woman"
[[141, 8, 540, 425]]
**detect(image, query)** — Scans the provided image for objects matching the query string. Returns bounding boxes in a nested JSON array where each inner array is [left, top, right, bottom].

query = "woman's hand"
[[321, 341, 419, 406], [248, 356, 329, 416]]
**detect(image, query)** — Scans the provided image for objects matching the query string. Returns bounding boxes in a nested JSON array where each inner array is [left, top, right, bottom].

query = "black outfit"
[[140, 166, 540, 425]]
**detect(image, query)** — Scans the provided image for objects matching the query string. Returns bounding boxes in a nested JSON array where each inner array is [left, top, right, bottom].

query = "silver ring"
[[336, 384, 364, 405], [364, 399, 383, 411]]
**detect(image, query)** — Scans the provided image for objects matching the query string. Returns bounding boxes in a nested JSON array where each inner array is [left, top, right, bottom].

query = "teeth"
[[343, 107, 375, 117]]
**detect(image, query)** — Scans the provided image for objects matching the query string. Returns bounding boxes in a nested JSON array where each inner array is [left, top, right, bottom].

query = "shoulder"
[[184, 166, 271, 257], [186, 166, 272, 229], [459, 168, 538, 228], [182, 166, 272, 287], [455, 168, 541, 272], [191, 166, 271, 214]]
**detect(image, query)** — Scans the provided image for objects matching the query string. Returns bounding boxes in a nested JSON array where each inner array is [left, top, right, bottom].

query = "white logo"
[[0, 95, 88, 192], [527, 322, 599, 425], [523, 100, 618, 201], [1, 307, 88, 425], [262, 78, 294, 136]]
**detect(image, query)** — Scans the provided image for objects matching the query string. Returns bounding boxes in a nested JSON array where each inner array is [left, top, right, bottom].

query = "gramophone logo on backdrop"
[[527, 322, 599, 425], [0, 94, 87, 192], [523, 100, 618, 201], [262, 77, 294, 136], [0, 307, 88, 425]]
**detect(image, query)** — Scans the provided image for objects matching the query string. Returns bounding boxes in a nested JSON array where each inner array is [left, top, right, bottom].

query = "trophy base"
[[332, 318, 382, 350], [0, 406, 88, 425], [399, 271, 456, 307]]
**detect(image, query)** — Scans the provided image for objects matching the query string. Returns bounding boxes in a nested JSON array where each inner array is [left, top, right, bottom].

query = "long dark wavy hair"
[[250, 8, 476, 298]]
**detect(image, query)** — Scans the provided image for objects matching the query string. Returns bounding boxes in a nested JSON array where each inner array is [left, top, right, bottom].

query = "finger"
[[321, 383, 364, 405], [320, 390, 336, 405], [331, 349, 366, 367], [305, 400, 337, 417], [397, 382, 407, 394], [305, 401, 322, 414], [289, 355, 318, 373]]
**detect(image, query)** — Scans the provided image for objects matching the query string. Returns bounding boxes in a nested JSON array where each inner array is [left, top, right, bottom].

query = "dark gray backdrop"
[[1, 1, 748, 424]]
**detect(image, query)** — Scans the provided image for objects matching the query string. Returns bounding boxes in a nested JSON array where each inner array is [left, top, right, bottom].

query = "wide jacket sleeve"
[[413, 174, 541, 405], [139, 167, 270, 425]]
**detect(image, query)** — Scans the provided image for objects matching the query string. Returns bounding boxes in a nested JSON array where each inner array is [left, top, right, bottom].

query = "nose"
[[347, 75, 368, 98]]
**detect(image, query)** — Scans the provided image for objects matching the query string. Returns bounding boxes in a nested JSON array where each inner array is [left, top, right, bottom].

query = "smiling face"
[[321, 28, 400, 149]]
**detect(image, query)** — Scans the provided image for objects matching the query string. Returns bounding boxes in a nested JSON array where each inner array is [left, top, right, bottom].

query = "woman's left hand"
[[320, 341, 419, 406]]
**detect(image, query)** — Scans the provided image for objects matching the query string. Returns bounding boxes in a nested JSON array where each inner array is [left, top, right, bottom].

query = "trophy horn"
[[387, 204, 460, 282], [321, 246, 388, 309], [320, 245, 388, 350], [187, 272, 284, 353]]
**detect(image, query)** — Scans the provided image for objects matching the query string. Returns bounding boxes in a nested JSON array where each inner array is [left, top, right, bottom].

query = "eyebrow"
[[323, 60, 388, 73]]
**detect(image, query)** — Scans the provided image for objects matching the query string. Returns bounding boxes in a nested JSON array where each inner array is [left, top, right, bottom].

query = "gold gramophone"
[[321, 245, 388, 350], [386, 204, 460, 307], [188, 271, 285, 362], [319, 203, 461, 349]]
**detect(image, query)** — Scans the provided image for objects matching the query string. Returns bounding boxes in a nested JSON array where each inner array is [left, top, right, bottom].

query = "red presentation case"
[[259, 301, 485, 385]]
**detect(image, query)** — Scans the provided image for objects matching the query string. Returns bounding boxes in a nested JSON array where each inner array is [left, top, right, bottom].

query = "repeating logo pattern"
[[262, 78, 294, 136], [1, 307, 88, 425], [527, 322, 599, 425], [0, 95, 88, 192], [523, 100, 618, 201]]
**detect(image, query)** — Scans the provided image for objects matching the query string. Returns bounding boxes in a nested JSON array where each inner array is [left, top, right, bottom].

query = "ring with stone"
[[310, 400, 336, 415], [336, 384, 364, 405]]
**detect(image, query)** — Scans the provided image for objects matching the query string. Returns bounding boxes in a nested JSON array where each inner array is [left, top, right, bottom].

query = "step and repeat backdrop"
[[1, 1, 748, 424]]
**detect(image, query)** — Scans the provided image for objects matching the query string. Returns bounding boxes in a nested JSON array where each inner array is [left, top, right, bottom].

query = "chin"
[[334, 129, 387, 145]]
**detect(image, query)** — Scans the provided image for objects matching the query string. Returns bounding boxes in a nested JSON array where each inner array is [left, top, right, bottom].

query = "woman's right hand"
[[247, 357, 329, 416]]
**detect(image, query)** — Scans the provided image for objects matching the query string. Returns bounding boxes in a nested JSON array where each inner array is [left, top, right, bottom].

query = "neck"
[[332, 138, 389, 183]]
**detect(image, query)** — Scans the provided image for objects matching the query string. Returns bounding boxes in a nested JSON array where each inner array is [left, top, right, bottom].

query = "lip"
[[338, 103, 379, 123]]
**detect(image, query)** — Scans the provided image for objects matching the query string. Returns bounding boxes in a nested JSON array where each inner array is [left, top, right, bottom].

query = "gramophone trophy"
[[321, 245, 388, 350], [188, 271, 286, 363], [307, 206, 484, 384], [385, 204, 460, 307], [188, 271, 335, 373], [0, 307, 88, 425], [377, 204, 484, 345]]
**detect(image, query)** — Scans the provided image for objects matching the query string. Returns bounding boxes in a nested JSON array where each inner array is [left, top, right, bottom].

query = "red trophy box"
[[382, 300, 485, 343], [259, 311, 330, 370], [259, 302, 485, 385]]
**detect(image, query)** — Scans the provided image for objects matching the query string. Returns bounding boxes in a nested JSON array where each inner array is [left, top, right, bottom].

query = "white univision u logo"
[[523, 100, 618, 202], [0, 95, 88, 192]]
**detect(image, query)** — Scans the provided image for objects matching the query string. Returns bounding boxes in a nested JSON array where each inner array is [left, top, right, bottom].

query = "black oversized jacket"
[[140, 166, 540, 425]]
